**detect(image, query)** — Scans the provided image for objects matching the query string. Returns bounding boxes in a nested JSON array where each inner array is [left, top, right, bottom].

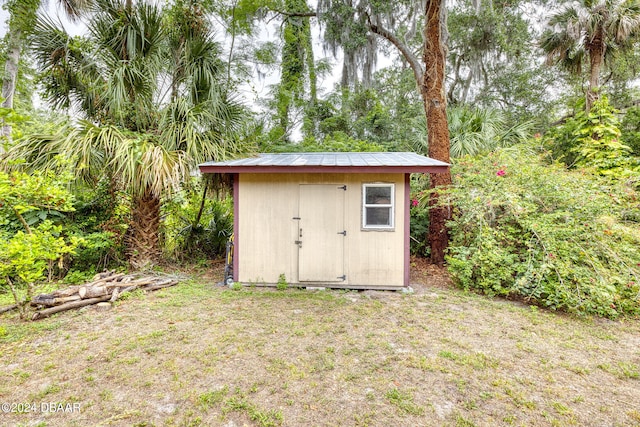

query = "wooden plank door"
[[298, 184, 345, 282]]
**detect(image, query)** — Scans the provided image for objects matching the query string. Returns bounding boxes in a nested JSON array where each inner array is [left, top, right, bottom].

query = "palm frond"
[[112, 136, 187, 198]]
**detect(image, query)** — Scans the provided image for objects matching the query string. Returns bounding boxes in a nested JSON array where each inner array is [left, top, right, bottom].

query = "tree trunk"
[[128, 189, 161, 269], [1, 27, 21, 151], [422, 0, 452, 266], [586, 29, 605, 112]]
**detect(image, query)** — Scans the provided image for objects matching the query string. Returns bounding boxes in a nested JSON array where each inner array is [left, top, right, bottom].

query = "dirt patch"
[[410, 256, 454, 294], [1, 262, 639, 427]]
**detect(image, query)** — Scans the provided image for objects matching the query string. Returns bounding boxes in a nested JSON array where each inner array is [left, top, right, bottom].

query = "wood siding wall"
[[237, 173, 406, 288]]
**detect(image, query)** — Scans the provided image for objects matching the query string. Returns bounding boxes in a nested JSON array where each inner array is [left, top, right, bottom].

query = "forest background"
[[1, 0, 639, 320]]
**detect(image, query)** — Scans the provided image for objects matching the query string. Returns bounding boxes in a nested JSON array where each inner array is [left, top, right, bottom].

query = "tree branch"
[[271, 9, 317, 18], [13, 207, 32, 234], [367, 20, 424, 87]]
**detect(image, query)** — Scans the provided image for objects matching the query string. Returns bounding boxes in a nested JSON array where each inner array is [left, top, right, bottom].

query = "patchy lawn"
[[1, 261, 639, 427]]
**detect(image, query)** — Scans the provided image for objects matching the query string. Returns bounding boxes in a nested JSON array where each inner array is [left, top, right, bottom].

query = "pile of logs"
[[28, 271, 178, 320]]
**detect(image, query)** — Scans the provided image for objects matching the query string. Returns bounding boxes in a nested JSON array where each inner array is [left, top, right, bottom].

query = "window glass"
[[363, 184, 394, 229], [365, 207, 391, 226], [365, 186, 392, 204]]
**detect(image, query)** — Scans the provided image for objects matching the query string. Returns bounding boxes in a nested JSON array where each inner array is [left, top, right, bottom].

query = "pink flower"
[[534, 133, 541, 139], [496, 169, 506, 176], [411, 198, 419, 207]]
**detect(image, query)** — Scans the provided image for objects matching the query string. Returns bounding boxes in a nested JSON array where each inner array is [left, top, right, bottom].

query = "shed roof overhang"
[[199, 152, 449, 175]]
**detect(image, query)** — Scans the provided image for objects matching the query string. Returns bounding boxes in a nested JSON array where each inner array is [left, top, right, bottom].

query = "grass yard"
[[1, 260, 639, 427]]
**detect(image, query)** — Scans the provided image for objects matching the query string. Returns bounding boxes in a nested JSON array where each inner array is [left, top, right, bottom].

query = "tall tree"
[[215, 0, 320, 141], [541, 0, 640, 111], [276, 0, 316, 139], [9, 0, 249, 268], [422, 0, 452, 265], [1, 0, 91, 150], [317, 0, 452, 264], [446, 0, 557, 126]]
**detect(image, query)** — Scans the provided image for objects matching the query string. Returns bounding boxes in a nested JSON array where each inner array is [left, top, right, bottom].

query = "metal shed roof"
[[199, 152, 449, 174]]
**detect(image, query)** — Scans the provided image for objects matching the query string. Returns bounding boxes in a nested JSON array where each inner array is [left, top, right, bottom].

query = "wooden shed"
[[199, 152, 449, 290]]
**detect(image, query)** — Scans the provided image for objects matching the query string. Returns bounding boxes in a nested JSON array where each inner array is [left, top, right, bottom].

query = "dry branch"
[[0, 304, 18, 315], [143, 280, 178, 292]]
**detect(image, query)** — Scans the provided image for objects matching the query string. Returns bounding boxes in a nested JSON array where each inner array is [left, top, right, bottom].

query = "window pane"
[[366, 186, 392, 204], [366, 207, 391, 226]]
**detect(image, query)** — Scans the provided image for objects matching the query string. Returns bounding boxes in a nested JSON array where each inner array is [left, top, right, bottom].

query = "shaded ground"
[[1, 260, 639, 427]]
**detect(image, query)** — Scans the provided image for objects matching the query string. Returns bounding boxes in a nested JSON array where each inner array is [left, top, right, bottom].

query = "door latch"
[[337, 230, 346, 236], [295, 240, 302, 248]]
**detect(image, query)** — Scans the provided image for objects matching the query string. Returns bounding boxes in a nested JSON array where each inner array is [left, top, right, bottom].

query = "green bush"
[[545, 96, 640, 186], [621, 106, 640, 156], [66, 179, 128, 270], [0, 169, 81, 318], [163, 185, 233, 261], [445, 146, 640, 318], [409, 195, 430, 257]]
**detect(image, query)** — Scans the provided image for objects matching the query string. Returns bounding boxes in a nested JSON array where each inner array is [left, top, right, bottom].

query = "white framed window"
[[362, 183, 394, 229]]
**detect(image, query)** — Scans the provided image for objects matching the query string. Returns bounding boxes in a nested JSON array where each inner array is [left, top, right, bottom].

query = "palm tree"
[[407, 106, 533, 158], [9, 0, 249, 268], [541, 0, 640, 110]]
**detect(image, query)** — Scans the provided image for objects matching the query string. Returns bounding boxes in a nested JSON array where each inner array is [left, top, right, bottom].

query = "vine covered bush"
[[445, 146, 640, 318]]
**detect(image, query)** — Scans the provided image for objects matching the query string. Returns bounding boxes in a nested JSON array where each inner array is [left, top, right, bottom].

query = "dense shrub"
[[445, 146, 640, 318], [0, 169, 81, 317], [409, 200, 430, 257], [409, 174, 431, 257], [545, 96, 640, 186], [163, 186, 233, 261], [621, 106, 640, 156]]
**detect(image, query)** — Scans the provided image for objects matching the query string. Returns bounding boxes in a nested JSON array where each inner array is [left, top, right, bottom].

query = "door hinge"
[[337, 275, 346, 281], [292, 216, 301, 220], [337, 230, 346, 236], [338, 185, 347, 191]]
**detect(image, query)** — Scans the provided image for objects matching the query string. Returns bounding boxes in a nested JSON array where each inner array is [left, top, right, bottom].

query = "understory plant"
[[0, 168, 81, 318], [163, 182, 233, 262], [546, 96, 640, 186], [444, 145, 640, 318]]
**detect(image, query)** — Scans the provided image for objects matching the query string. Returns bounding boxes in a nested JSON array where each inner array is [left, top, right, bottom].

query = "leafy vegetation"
[[0, 168, 81, 317], [445, 146, 640, 318]]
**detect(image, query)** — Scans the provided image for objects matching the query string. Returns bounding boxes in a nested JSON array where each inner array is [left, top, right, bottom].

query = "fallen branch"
[[0, 304, 18, 315], [143, 280, 178, 292]]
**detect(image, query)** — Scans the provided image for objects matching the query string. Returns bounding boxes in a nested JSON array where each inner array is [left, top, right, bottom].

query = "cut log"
[[95, 302, 112, 311], [31, 295, 81, 307], [49, 286, 81, 298], [32, 295, 111, 320], [0, 304, 18, 315], [78, 285, 109, 299]]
